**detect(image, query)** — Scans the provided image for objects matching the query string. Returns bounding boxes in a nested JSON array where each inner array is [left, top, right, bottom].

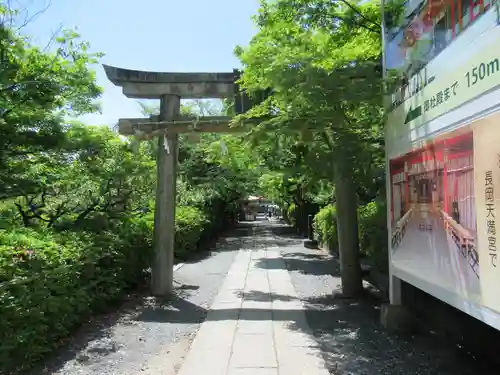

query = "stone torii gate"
[[103, 65, 253, 296]]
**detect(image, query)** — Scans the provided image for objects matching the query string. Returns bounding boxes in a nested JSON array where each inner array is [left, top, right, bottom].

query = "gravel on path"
[[265, 224, 496, 375], [29, 219, 497, 375], [30, 224, 263, 375]]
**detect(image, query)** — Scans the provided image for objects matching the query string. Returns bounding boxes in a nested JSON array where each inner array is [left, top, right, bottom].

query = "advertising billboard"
[[389, 114, 500, 317], [389, 128, 479, 301], [384, 0, 500, 327]]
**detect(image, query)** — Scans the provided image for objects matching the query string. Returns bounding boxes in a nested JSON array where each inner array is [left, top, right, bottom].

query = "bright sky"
[[21, 0, 260, 125]]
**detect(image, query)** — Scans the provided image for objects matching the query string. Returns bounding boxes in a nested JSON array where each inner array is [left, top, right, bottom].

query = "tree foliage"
[[236, 0, 387, 295], [0, 16, 102, 200], [0, 0, 393, 369], [0, 6, 260, 371]]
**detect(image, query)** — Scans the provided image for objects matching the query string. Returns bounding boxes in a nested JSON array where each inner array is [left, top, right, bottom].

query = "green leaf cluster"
[[236, 0, 386, 198], [236, 0, 390, 284], [0, 7, 262, 372]]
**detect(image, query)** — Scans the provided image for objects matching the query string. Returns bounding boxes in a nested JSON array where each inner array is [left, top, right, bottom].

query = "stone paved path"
[[176, 247, 329, 375], [34, 220, 496, 375]]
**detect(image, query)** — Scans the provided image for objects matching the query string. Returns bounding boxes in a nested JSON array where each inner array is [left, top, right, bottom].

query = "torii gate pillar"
[[103, 64, 236, 296], [152, 95, 179, 296]]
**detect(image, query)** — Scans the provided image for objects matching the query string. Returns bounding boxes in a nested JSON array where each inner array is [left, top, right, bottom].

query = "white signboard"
[[385, 1, 500, 330]]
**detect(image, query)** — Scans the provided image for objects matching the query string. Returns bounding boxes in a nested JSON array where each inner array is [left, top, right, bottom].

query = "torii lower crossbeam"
[[103, 64, 247, 297], [117, 116, 254, 139]]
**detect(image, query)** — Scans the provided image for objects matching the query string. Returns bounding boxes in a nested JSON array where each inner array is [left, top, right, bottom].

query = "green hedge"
[[175, 206, 209, 259], [358, 200, 388, 274], [313, 204, 338, 254], [313, 200, 388, 273], [0, 203, 225, 373], [286, 203, 297, 226]]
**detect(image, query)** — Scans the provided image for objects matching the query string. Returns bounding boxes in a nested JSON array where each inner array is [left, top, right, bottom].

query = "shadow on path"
[[28, 284, 202, 375], [134, 288, 493, 375], [182, 219, 302, 265], [27, 223, 254, 375], [254, 250, 340, 277], [134, 288, 495, 375], [298, 294, 493, 375], [31, 221, 496, 375], [236, 290, 294, 302], [135, 220, 497, 375]]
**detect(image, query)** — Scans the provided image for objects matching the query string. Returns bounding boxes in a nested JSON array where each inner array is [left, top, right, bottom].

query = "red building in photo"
[[389, 131, 478, 277]]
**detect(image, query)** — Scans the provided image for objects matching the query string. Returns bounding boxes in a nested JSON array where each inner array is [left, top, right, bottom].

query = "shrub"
[[175, 206, 208, 259], [286, 203, 297, 226], [313, 204, 338, 254], [0, 229, 129, 370], [0, 200, 230, 373], [0, 200, 18, 230], [358, 200, 388, 274]]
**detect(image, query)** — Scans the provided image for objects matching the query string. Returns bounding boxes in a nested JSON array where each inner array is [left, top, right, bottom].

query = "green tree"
[[0, 10, 102, 200], [235, 0, 385, 296], [7, 123, 155, 229], [0, 4, 266, 371]]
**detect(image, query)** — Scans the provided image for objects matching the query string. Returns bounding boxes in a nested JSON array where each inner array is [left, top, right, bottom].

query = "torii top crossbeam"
[[102, 64, 236, 99]]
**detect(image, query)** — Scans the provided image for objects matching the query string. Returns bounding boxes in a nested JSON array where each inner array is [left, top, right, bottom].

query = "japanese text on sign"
[[485, 170, 497, 267], [423, 81, 459, 113]]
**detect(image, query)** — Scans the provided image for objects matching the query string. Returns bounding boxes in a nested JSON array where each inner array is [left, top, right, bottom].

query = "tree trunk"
[[334, 158, 363, 297]]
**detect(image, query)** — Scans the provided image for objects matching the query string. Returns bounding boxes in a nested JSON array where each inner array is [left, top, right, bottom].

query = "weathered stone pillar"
[[152, 95, 180, 296], [102, 64, 237, 295]]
